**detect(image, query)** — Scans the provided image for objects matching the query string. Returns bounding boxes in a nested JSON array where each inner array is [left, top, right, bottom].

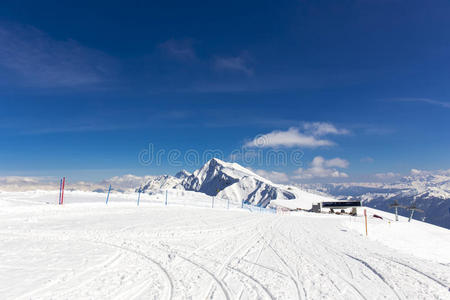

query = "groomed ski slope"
[[0, 191, 449, 299]]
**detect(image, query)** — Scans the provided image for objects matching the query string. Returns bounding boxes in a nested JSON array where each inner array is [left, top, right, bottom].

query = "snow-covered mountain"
[[300, 169, 450, 229], [174, 170, 191, 179], [140, 158, 297, 207], [139, 175, 184, 192], [99, 174, 156, 192], [136, 170, 192, 194]]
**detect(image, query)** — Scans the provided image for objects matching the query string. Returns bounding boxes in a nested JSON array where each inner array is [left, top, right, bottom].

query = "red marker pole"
[[61, 177, 65, 205], [364, 209, 368, 236]]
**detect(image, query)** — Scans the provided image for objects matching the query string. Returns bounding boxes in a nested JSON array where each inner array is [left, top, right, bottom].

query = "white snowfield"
[[1, 191, 449, 299]]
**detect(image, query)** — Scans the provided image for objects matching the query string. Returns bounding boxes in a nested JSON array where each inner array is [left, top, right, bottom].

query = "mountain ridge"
[[299, 169, 450, 228]]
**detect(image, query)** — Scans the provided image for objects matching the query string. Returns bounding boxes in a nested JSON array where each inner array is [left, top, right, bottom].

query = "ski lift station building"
[[311, 200, 362, 214]]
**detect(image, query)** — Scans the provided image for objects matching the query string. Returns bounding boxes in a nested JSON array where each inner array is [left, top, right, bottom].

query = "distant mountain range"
[[137, 160, 450, 229], [299, 169, 450, 229], [1, 159, 448, 229]]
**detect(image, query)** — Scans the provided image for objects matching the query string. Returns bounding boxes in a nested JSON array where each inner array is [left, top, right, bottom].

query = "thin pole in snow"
[[364, 209, 368, 236], [106, 184, 111, 204], [60, 177, 65, 205], [227, 198, 229, 210], [165, 190, 168, 206], [137, 189, 141, 206], [241, 199, 244, 208], [58, 179, 62, 205], [212, 196, 214, 208]]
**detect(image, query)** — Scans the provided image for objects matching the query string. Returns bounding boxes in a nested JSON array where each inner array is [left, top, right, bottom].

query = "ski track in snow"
[[0, 193, 449, 299]]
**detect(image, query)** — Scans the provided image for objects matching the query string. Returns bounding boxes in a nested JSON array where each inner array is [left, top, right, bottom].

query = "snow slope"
[[0, 191, 449, 299]]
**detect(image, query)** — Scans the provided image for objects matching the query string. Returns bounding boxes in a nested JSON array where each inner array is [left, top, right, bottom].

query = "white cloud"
[[410, 169, 423, 175], [0, 176, 56, 191], [374, 172, 400, 180], [324, 157, 349, 168], [303, 122, 349, 136], [409, 169, 450, 176], [254, 170, 289, 183], [293, 156, 349, 179], [245, 122, 349, 149], [214, 53, 253, 75], [100, 174, 153, 189], [0, 174, 152, 192], [0, 176, 41, 185], [245, 127, 334, 148]]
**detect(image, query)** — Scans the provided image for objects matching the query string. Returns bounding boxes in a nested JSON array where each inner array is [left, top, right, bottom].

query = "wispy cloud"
[[0, 176, 56, 191], [0, 176, 43, 185], [158, 38, 196, 61], [15, 109, 193, 135], [0, 22, 117, 88], [293, 156, 349, 179], [374, 172, 400, 180], [410, 168, 450, 176], [360, 156, 375, 163], [391, 98, 450, 109], [363, 126, 395, 135], [245, 127, 334, 148], [303, 122, 350, 136], [214, 53, 253, 76], [245, 122, 348, 148], [0, 174, 151, 192]]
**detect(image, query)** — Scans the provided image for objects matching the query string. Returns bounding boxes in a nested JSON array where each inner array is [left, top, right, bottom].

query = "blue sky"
[[0, 0, 449, 183]]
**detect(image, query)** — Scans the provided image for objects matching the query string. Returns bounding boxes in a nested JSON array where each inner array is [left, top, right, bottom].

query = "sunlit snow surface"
[[1, 191, 449, 299]]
